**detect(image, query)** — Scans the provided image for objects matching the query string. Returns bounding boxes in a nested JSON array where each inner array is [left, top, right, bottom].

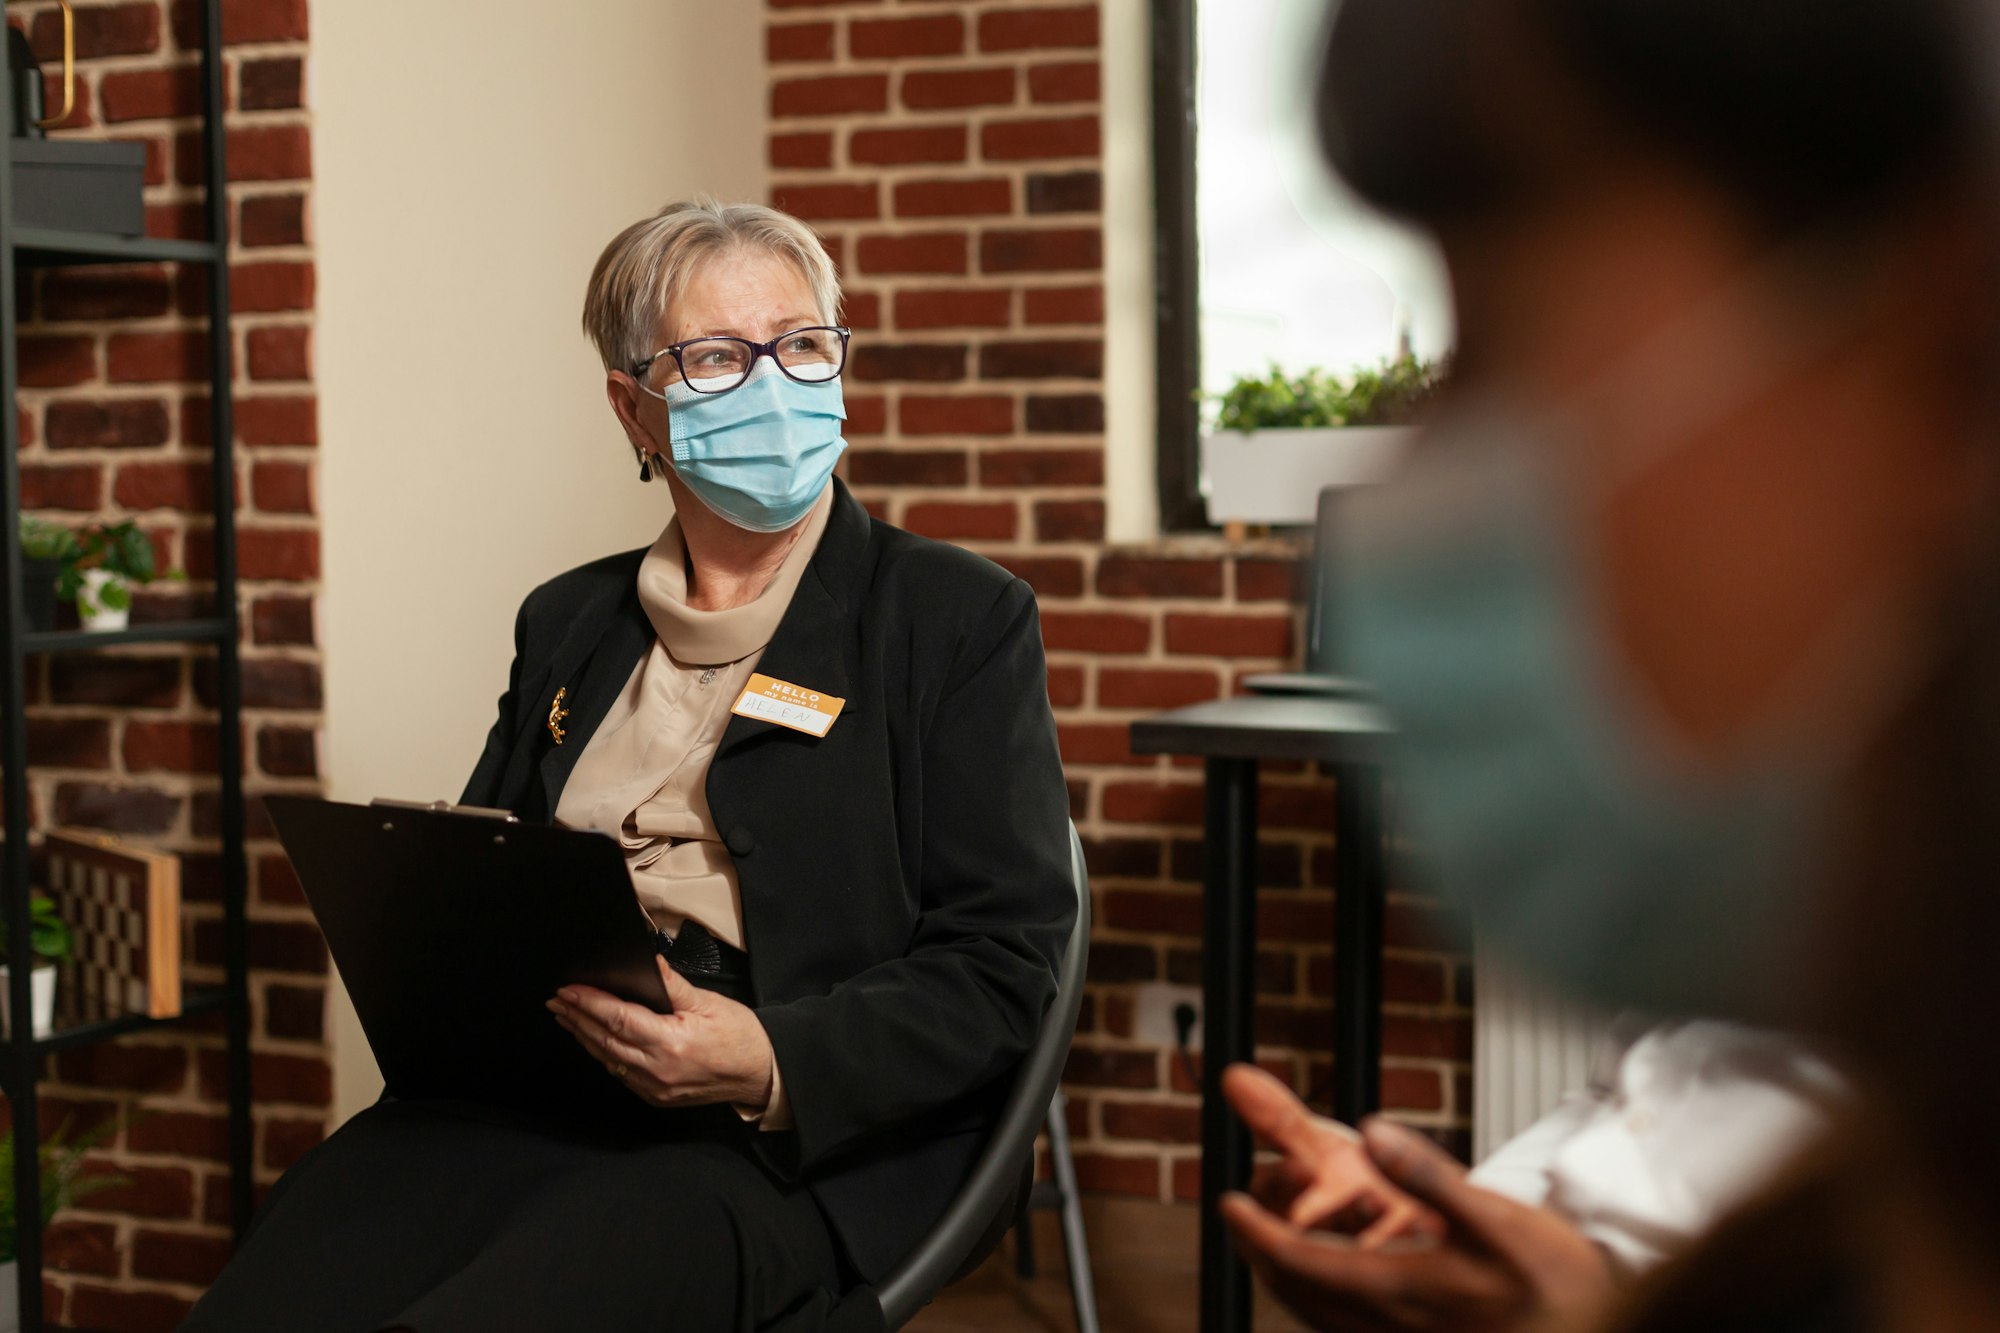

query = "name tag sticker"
[[731, 673, 846, 738]]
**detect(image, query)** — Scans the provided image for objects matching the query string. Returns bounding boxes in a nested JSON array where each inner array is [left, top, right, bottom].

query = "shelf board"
[[22, 619, 230, 655], [31, 986, 230, 1054], [0, 990, 230, 1085], [11, 229, 221, 268]]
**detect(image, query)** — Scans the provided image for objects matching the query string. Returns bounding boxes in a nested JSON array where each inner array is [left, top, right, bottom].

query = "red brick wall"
[[764, 0, 1474, 1200], [8, 1, 323, 1327]]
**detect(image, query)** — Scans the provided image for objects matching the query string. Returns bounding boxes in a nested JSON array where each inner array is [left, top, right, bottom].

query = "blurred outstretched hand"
[[1221, 1065, 1615, 1333], [1224, 1064, 1444, 1246]]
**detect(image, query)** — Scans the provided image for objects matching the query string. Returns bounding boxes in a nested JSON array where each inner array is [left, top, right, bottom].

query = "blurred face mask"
[[1332, 267, 1926, 1019], [643, 360, 847, 533]]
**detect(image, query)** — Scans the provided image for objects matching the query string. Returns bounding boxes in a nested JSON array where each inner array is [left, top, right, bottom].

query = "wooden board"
[[41, 829, 182, 1020]]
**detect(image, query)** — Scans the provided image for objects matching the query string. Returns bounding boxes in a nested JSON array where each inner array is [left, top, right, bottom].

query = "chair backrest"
[[874, 822, 1092, 1329]]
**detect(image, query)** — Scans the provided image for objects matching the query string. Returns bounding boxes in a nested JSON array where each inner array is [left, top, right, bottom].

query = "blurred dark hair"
[[1317, 0, 1992, 237]]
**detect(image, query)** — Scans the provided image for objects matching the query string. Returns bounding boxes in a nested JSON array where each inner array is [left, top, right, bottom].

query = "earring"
[[638, 454, 652, 483]]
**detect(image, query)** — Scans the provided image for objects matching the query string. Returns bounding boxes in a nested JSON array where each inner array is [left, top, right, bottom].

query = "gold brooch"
[[547, 687, 570, 746]]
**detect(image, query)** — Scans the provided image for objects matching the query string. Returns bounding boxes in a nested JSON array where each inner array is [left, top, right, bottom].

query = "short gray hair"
[[581, 197, 844, 373]]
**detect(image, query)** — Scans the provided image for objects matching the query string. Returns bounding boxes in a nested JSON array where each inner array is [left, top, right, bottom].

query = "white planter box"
[[1200, 426, 1414, 526], [0, 965, 56, 1039], [78, 568, 130, 631], [0, 1259, 16, 1333]]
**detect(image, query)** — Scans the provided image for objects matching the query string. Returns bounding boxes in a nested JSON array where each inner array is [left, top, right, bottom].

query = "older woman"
[[185, 200, 1075, 1333]]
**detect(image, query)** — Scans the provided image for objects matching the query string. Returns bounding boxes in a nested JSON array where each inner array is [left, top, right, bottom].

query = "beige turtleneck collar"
[[636, 484, 835, 666]]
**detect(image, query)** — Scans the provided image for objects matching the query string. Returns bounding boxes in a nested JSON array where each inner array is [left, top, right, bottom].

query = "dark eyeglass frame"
[[630, 325, 853, 395]]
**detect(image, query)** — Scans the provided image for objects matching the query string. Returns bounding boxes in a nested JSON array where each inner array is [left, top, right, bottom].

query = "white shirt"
[[1467, 1019, 1846, 1276]]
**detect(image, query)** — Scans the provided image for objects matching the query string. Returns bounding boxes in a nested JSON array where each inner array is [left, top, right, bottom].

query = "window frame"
[[1150, 0, 1207, 533]]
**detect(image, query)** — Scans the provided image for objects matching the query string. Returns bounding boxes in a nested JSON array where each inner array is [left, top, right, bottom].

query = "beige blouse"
[[553, 486, 833, 1129], [554, 484, 833, 948]]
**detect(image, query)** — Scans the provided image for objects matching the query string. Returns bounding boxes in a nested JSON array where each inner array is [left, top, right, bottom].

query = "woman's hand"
[[1221, 1116, 1616, 1333], [547, 958, 775, 1111], [1226, 1064, 1443, 1246]]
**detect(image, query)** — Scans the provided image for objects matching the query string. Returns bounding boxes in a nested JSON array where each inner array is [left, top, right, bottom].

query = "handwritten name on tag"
[[731, 672, 846, 739]]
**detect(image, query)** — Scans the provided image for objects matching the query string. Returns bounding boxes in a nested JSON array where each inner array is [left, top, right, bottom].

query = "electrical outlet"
[[1133, 982, 1203, 1051]]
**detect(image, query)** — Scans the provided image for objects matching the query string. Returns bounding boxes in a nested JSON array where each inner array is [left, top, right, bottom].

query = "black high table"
[[1129, 694, 1394, 1333]]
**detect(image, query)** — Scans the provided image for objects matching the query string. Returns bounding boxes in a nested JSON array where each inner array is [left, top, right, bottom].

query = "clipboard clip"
[[370, 799, 520, 824]]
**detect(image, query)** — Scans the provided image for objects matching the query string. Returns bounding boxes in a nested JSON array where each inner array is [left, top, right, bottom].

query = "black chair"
[[874, 823, 1098, 1330], [1010, 1084, 1102, 1333]]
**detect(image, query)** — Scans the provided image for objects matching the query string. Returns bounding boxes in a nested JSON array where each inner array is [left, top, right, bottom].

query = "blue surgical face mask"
[[642, 360, 847, 533], [1330, 257, 1934, 1022], [1332, 415, 1830, 1019]]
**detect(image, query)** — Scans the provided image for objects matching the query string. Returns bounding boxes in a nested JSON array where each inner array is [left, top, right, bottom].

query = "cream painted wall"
[[1104, 0, 1161, 542], [314, 1, 764, 1123]]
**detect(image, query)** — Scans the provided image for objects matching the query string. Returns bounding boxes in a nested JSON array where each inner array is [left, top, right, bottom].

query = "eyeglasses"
[[631, 326, 852, 396]]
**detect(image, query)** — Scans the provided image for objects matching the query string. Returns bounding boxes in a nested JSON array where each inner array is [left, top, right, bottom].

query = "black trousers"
[[180, 1097, 862, 1333], [183, 958, 876, 1333]]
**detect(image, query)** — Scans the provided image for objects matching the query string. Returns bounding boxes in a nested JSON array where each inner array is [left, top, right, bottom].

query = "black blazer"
[[460, 479, 1075, 1284]]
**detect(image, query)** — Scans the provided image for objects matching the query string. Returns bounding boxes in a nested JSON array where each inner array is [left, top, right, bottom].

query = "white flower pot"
[[77, 568, 131, 631], [0, 1258, 17, 1333], [0, 965, 57, 1039], [1200, 425, 1414, 525]]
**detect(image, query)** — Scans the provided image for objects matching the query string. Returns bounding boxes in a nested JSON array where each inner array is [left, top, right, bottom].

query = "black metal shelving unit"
[[0, 2, 250, 1326]]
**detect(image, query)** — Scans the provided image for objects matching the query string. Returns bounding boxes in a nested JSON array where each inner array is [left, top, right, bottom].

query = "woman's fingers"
[[548, 972, 766, 1108], [555, 984, 659, 1040], [553, 987, 678, 1065], [551, 1008, 674, 1104], [548, 998, 650, 1071]]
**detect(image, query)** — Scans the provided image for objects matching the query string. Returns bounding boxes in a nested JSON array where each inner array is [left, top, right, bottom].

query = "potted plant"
[[0, 893, 72, 1040], [1200, 353, 1448, 526], [65, 521, 167, 632], [0, 1117, 125, 1332], [16, 519, 81, 634]]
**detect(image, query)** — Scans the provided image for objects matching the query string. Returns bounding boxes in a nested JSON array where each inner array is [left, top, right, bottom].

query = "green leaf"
[[115, 524, 155, 581], [18, 517, 82, 564], [1209, 354, 1449, 432], [31, 919, 72, 964], [1, 893, 72, 963], [71, 522, 160, 585], [20, 517, 85, 597], [0, 1111, 136, 1255]]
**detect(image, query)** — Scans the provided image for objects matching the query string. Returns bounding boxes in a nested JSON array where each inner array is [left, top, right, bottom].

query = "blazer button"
[[725, 826, 755, 857]]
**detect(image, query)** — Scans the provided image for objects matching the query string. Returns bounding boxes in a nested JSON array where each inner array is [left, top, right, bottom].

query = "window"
[[1152, 0, 1453, 531]]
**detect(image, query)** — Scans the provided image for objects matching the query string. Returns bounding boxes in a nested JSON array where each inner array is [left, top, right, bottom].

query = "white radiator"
[[1472, 942, 1613, 1162]]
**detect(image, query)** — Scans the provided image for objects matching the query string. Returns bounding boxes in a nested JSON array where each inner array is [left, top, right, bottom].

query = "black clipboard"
[[265, 795, 672, 1115]]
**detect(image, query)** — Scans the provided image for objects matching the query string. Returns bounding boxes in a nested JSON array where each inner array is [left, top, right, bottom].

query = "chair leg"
[[1044, 1091, 1102, 1333], [1014, 1183, 1037, 1280]]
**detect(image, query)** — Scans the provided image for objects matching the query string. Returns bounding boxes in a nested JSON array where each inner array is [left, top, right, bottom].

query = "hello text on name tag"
[[731, 672, 845, 739]]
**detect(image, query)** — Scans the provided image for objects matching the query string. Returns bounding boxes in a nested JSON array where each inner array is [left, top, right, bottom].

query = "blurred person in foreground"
[[1219, 0, 2000, 1329]]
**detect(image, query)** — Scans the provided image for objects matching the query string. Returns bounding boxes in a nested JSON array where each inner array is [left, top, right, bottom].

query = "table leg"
[[1201, 757, 1258, 1333], [1332, 765, 1385, 1125]]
